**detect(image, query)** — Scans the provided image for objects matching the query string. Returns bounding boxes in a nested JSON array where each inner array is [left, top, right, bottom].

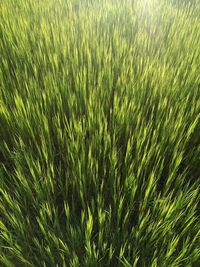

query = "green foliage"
[[0, 0, 199, 266]]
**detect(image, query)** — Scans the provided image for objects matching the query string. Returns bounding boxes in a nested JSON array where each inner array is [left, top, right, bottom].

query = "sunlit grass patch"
[[0, 0, 200, 266]]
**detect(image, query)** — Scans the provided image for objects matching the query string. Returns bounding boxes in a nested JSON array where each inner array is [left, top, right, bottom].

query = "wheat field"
[[0, 0, 200, 266]]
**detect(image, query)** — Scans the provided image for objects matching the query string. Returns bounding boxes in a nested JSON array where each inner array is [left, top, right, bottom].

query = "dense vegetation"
[[0, 0, 199, 266]]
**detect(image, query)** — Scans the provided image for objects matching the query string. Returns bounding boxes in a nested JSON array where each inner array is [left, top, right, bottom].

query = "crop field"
[[0, 0, 200, 266]]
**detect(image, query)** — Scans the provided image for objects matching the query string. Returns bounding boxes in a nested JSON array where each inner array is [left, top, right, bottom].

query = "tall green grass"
[[0, 0, 200, 266]]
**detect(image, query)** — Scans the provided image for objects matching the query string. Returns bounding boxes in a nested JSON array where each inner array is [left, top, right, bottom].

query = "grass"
[[0, 0, 200, 266]]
